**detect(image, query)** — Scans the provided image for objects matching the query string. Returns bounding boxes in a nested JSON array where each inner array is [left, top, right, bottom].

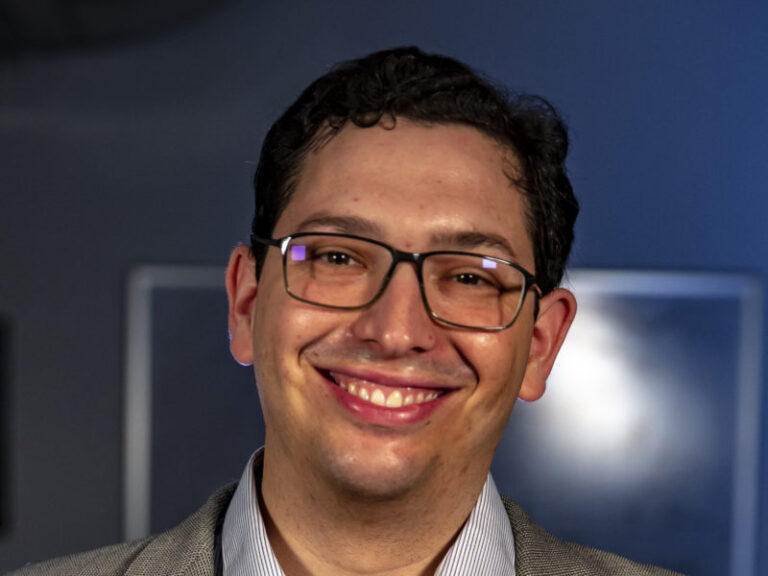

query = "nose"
[[348, 263, 437, 357]]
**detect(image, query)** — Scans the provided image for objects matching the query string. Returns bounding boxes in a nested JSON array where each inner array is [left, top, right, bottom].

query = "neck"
[[258, 447, 490, 576]]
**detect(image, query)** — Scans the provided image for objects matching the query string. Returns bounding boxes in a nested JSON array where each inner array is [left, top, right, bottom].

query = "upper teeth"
[[334, 375, 439, 408]]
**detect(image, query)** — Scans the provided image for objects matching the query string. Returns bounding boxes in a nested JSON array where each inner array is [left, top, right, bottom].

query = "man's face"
[[238, 120, 546, 498]]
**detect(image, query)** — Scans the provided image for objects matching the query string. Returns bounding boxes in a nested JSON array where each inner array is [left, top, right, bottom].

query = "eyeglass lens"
[[283, 234, 527, 329]]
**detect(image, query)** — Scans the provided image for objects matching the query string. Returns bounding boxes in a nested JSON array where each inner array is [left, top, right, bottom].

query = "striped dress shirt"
[[222, 450, 516, 575]]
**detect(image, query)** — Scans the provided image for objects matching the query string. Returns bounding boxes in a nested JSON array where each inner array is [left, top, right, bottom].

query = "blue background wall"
[[1, 1, 766, 572]]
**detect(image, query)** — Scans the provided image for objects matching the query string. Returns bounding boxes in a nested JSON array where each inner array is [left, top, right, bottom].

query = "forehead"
[[277, 120, 533, 264]]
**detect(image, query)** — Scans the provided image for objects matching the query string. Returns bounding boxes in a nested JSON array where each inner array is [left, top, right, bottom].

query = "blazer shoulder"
[[6, 484, 237, 576], [5, 539, 153, 576], [501, 496, 686, 576]]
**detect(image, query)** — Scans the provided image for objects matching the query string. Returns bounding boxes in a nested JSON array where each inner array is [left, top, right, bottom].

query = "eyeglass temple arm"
[[250, 234, 282, 248]]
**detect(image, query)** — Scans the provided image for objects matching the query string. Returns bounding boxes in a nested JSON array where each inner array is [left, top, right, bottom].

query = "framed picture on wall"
[[122, 266, 264, 539]]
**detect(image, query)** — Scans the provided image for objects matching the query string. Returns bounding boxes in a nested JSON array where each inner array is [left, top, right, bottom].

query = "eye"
[[447, 269, 502, 291], [308, 247, 366, 268], [455, 272, 487, 286], [320, 251, 356, 266]]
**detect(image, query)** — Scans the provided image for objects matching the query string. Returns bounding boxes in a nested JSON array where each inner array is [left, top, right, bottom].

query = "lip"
[[321, 364, 460, 391], [317, 366, 457, 427]]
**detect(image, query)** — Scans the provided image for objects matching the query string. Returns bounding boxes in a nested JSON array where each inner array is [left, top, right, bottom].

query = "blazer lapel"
[[125, 484, 236, 576]]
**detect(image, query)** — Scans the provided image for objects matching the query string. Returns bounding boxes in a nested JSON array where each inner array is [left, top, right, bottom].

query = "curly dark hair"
[[251, 46, 578, 294]]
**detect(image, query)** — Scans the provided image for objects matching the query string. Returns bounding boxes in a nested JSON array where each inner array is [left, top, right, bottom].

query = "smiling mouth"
[[324, 370, 445, 409]]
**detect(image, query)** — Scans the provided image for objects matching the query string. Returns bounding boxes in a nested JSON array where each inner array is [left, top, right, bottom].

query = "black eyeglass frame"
[[251, 232, 541, 331]]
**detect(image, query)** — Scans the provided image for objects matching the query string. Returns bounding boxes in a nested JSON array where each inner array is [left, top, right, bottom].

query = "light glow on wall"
[[543, 305, 658, 484]]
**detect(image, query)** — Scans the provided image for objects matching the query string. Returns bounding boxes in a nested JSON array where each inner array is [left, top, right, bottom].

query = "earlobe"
[[226, 245, 258, 366], [518, 288, 577, 402]]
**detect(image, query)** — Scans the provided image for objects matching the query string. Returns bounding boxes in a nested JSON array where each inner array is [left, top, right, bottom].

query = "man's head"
[[227, 47, 577, 505], [250, 46, 578, 295]]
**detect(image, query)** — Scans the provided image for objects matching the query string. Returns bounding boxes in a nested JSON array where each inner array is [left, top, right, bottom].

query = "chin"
[[319, 441, 438, 501]]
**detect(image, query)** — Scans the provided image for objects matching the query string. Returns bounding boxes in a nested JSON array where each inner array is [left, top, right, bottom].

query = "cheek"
[[252, 285, 342, 401], [461, 349, 527, 457], [461, 332, 531, 416], [251, 279, 301, 404]]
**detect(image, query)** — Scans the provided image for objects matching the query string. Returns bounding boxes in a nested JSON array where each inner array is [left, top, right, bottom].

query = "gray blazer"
[[7, 484, 684, 576]]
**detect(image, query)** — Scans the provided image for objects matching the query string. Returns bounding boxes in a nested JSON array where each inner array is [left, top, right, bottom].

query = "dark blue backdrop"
[[1, 1, 766, 572]]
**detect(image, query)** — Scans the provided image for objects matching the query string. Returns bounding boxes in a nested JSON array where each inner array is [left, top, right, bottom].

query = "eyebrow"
[[429, 230, 518, 260], [295, 213, 518, 260], [295, 214, 386, 237]]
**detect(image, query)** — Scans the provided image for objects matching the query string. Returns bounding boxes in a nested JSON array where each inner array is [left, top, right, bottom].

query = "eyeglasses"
[[251, 232, 540, 331]]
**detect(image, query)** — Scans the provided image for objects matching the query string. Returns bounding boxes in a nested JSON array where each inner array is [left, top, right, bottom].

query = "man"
[[9, 47, 682, 575]]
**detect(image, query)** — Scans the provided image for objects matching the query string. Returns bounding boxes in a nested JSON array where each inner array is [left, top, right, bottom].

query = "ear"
[[226, 245, 258, 366], [518, 288, 577, 402]]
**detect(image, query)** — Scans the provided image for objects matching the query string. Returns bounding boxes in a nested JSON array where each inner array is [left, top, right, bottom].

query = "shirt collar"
[[222, 450, 283, 576], [434, 472, 516, 575], [222, 449, 515, 576]]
